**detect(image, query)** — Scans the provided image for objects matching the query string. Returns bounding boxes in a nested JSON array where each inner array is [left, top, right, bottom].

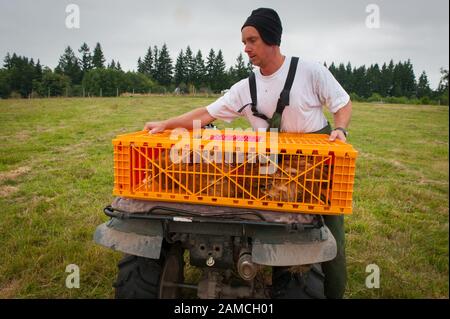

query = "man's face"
[[241, 26, 272, 67]]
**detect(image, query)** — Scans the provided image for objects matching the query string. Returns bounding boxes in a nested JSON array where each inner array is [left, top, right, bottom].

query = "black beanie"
[[241, 8, 282, 46]]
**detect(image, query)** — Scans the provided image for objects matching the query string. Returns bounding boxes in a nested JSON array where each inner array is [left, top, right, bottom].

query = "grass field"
[[0, 96, 448, 298]]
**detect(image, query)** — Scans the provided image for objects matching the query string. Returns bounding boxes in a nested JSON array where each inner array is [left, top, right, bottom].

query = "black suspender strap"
[[238, 56, 299, 122], [275, 56, 299, 115], [237, 71, 268, 120], [248, 71, 269, 121], [249, 71, 257, 110]]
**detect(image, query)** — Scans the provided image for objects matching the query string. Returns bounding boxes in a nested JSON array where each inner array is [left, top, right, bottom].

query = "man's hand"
[[143, 107, 215, 134], [144, 121, 167, 134], [330, 100, 352, 142], [329, 129, 347, 142]]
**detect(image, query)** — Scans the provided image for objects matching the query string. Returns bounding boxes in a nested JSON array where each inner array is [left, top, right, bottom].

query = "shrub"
[[0, 69, 10, 99], [9, 91, 22, 99], [420, 96, 431, 105], [70, 84, 84, 97], [349, 92, 364, 102], [367, 93, 383, 103], [384, 96, 409, 104]]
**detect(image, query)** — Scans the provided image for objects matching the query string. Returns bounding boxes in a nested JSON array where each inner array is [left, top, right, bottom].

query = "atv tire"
[[271, 264, 326, 299], [114, 244, 184, 299]]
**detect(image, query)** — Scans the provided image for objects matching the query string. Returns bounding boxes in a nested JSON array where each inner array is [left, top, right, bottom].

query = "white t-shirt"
[[206, 56, 350, 132]]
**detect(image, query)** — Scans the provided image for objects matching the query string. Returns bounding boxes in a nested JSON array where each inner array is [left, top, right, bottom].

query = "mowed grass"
[[0, 97, 448, 298]]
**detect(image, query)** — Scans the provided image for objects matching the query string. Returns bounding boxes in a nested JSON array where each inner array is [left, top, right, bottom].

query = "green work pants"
[[313, 122, 347, 299]]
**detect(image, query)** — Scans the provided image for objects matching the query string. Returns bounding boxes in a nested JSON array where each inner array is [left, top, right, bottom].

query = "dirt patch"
[[359, 152, 408, 170], [15, 131, 31, 141], [418, 178, 449, 186], [387, 158, 407, 170], [0, 166, 31, 183], [0, 279, 21, 298], [0, 185, 18, 197]]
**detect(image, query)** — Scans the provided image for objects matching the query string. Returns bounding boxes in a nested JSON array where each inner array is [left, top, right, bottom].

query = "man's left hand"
[[329, 129, 347, 142]]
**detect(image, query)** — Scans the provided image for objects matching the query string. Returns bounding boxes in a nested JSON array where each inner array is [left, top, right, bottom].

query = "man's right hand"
[[143, 121, 167, 134], [143, 107, 216, 134]]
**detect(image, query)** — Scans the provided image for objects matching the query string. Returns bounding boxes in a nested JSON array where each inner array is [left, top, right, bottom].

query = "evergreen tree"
[[227, 66, 236, 85], [4, 53, 39, 97], [386, 60, 395, 96], [333, 63, 347, 91], [11, 53, 18, 65], [391, 60, 416, 98], [366, 63, 381, 95], [213, 50, 227, 91], [206, 49, 216, 88], [328, 62, 337, 77], [137, 57, 144, 73], [234, 53, 249, 81], [246, 60, 253, 73], [393, 61, 406, 97], [437, 68, 449, 94], [353, 65, 370, 98], [2, 42, 440, 102], [78, 42, 92, 73], [0, 69, 10, 98], [155, 43, 173, 86], [184, 46, 194, 85], [55, 46, 82, 84], [345, 62, 353, 93], [174, 49, 187, 86], [193, 50, 206, 87], [3, 52, 12, 69], [92, 42, 106, 69], [437, 68, 449, 104], [108, 59, 116, 69], [379, 62, 391, 96], [35, 59, 43, 82], [152, 46, 159, 78], [416, 71, 432, 98], [403, 59, 417, 98], [143, 46, 153, 77]]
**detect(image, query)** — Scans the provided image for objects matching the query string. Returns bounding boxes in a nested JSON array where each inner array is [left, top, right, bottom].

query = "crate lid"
[[113, 129, 358, 157]]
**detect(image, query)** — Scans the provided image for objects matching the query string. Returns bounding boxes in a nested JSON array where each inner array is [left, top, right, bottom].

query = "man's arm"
[[329, 100, 352, 142], [144, 107, 216, 134]]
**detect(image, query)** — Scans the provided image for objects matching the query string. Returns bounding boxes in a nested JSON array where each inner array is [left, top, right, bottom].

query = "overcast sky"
[[0, 0, 448, 88]]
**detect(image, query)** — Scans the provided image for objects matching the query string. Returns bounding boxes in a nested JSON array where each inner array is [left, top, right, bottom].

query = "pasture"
[[0, 96, 448, 298]]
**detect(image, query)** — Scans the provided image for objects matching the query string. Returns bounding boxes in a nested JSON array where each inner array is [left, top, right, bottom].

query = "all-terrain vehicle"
[[94, 197, 337, 299], [94, 127, 357, 299]]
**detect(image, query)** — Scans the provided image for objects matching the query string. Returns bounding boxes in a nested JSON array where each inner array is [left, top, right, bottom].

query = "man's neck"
[[259, 53, 285, 76]]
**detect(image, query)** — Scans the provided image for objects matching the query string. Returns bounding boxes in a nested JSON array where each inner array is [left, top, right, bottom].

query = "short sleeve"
[[206, 79, 249, 123], [314, 64, 350, 113]]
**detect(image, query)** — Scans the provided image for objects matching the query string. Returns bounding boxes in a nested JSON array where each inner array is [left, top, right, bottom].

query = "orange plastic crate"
[[112, 129, 358, 215]]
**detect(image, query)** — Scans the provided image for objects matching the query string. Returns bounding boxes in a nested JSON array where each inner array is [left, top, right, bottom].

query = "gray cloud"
[[0, 0, 448, 88]]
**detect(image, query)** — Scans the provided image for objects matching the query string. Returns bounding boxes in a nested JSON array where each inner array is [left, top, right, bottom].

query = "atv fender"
[[251, 225, 337, 266], [93, 218, 163, 259]]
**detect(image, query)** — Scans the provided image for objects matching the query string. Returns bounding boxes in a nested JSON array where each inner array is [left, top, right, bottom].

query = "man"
[[144, 8, 352, 299]]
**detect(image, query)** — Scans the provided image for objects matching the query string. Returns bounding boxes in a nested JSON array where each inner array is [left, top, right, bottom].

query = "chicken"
[[142, 151, 330, 204]]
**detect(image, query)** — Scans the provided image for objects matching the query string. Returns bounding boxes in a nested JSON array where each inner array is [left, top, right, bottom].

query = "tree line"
[[0, 41, 448, 105], [327, 61, 448, 105]]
